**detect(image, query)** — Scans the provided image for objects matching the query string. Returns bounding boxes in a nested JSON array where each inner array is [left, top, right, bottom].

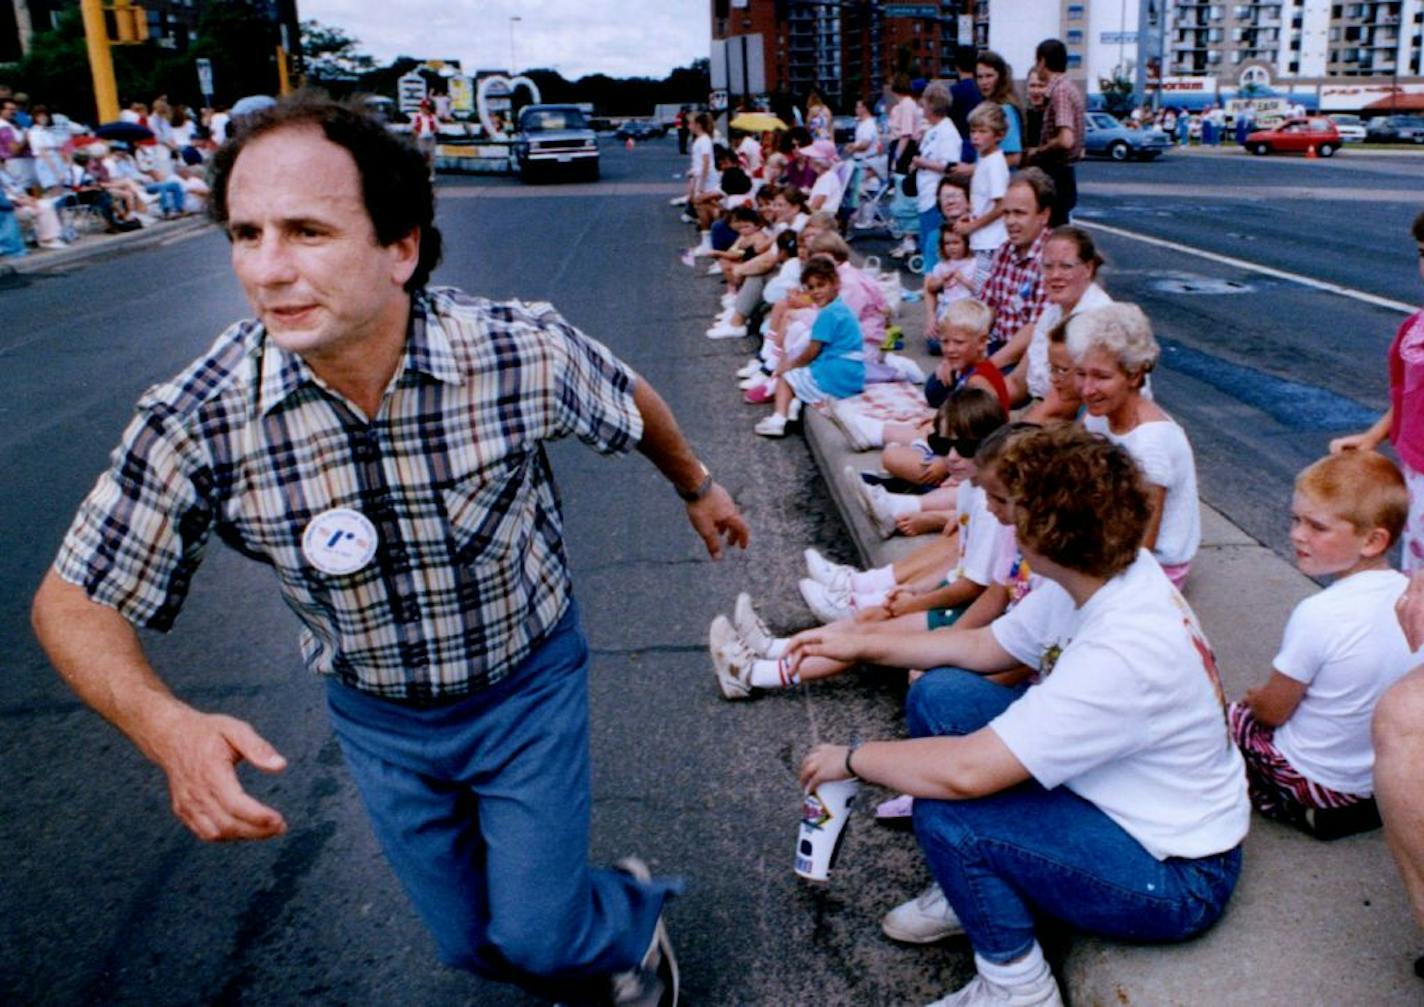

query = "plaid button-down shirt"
[[980, 228, 1048, 352], [55, 287, 643, 701]]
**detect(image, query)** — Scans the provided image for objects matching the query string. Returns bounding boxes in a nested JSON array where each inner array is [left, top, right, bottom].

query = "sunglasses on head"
[[928, 434, 980, 458]]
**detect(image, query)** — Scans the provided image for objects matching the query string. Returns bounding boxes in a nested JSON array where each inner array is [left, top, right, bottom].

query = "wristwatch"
[[677, 462, 714, 503]]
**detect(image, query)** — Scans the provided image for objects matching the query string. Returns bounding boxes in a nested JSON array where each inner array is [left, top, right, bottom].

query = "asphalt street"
[[2, 137, 1420, 1005]]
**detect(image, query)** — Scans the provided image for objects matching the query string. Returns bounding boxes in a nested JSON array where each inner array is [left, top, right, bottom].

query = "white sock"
[[846, 411, 884, 447], [765, 637, 790, 659], [853, 589, 888, 610], [885, 492, 920, 518], [747, 657, 798, 689], [851, 566, 896, 595], [975, 944, 1049, 987]]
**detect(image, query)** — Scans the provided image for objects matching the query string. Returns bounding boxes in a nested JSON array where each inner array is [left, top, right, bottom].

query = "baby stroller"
[[846, 172, 924, 275]]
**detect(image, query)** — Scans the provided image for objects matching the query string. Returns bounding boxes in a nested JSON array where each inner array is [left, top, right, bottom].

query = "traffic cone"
[[626, 137, 635, 151], [1306, 144, 1317, 158]]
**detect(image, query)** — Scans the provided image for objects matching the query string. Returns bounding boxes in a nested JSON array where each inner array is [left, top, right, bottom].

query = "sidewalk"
[[793, 291, 1419, 1003], [3, 213, 211, 275]]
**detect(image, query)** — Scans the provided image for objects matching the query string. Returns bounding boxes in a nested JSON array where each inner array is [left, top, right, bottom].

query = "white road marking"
[[1076, 220, 1416, 315]]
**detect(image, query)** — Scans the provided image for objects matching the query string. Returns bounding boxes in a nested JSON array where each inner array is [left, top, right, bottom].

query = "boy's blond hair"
[[968, 102, 1008, 137], [940, 298, 994, 340], [1296, 452, 1407, 545]]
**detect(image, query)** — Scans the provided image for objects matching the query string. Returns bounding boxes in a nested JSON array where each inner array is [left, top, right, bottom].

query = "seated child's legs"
[[882, 442, 948, 486], [783, 367, 828, 407], [1228, 701, 1370, 824], [881, 421, 927, 446]]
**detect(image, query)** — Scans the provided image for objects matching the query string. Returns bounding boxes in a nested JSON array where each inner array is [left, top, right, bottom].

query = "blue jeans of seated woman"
[[0, 208, 27, 257], [326, 601, 678, 1002], [145, 180, 185, 216], [906, 668, 1244, 964]]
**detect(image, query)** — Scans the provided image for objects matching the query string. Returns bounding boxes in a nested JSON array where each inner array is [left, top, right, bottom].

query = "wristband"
[[844, 742, 861, 779], [677, 462, 714, 503]]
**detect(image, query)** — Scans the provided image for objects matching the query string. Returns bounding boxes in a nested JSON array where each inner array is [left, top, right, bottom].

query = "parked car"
[[1328, 113, 1367, 143], [1365, 115, 1424, 143], [1082, 112, 1171, 161], [615, 119, 663, 141], [1245, 116, 1341, 157], [513, 104, 600, 181]]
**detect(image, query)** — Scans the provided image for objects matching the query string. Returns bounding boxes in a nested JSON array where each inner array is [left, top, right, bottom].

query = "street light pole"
[[509, 15, 521, 75]]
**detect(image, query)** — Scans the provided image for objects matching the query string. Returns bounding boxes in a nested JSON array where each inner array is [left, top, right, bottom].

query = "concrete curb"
[[7, 215, 213, 275], [794, 284, 1419, 1004]]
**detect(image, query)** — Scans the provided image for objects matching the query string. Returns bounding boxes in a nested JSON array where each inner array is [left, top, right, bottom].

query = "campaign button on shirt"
[[302, 508, 379, 575]]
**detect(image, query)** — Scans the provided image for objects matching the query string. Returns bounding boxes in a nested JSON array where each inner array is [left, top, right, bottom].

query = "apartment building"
[[709, 0, 971, 111]]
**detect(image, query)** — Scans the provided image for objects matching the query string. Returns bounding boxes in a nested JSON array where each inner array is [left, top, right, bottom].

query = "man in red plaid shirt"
[[982, 169, 1054, 379]]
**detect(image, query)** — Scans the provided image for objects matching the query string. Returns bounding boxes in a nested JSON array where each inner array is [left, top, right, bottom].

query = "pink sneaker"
[[875, 794, 915, 820], [743, 381, 776, 404]]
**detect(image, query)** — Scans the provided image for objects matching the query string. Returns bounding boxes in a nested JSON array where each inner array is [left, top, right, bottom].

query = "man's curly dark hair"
[[996, 425, 1150, 580], [208, 91, 443, 293]]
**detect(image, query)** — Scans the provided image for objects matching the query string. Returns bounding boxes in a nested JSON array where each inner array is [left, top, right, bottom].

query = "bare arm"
[[30, 570, 289, 842], [800, 730, 1029, 799], [774, 339, 823, 376], [1330, 407, 1392, 454], [1243, 670, 1308, 728], [632, 377, 750, 560], [786, 621, 1018, 676], [1141, 484, 1168, 551], [989, 319, 1036, 370]]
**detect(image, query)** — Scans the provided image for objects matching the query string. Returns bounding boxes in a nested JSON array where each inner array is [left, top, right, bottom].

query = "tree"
[[301, 20, 375, 85], [1098, 66, 1137, 120]]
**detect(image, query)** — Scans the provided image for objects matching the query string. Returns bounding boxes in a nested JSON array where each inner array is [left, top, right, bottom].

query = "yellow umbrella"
[[729, 112, 787, 132]]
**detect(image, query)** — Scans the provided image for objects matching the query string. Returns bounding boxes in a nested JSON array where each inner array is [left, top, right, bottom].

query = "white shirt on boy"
[[1083, 413, 1201, 567], [1273, 568, 1416, 796], [954, 481, 1000, 587], [968, 148, 1009, 253], [989, 550, 1249, 860]]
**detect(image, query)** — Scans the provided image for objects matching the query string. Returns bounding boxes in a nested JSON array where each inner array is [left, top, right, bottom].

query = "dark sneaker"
[[610, 857, 679, 1007], [1303, 798, 1382, 841]]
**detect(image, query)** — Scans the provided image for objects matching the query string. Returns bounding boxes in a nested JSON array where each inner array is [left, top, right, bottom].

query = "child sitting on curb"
[[1228, 451, 1418, 839], [754, 254, 865, 438]]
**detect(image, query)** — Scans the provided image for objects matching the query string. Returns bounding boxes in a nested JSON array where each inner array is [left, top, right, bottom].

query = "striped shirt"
[[54, 287, 643, 701]]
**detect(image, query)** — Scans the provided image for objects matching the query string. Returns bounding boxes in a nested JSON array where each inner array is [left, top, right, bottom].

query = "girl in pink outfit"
[[1332, 210, 1424, 572]]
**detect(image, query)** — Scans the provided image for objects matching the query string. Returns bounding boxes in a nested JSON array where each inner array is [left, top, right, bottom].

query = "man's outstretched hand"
[[687, 484, 750, 560]]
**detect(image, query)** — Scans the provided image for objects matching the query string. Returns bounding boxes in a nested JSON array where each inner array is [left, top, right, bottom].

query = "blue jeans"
[[906, 668, 1244, 963], [0, 209, 27, 257], [325, 601, 677, 1000], [145, 179, 185, 215], [918, 205, 944, 273]]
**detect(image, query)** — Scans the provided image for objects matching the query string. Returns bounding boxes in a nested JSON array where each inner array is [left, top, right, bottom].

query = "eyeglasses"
[[928, 434, 980, 458]]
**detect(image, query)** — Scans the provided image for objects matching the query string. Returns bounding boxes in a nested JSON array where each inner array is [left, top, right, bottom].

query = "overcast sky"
[[300, 1, 712, 80]]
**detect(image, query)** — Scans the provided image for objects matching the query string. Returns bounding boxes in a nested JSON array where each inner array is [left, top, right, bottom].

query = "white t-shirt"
[[1025, 283, 1113, 399], [852, 116, 880, 162], [931, 256, 979, 321], [968, 148, 1009, 252], [690, 134, 716, 192], [809, 166, 845, 216], [990, 523, 1044, 611], [737, 135, 763, 175], [916, 118, 963, 213], [953, 481, 1000, 587], [1273, 569, 1416, 796], [1082, 413, 1201, 567], [990, 550, 1250, 860], [764, 259, 803, 305]]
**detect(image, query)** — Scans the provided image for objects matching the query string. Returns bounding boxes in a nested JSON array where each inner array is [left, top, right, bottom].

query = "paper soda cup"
[[794, 778, 859, 881]]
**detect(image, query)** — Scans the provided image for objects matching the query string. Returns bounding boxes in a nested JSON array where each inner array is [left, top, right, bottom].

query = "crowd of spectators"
[[0, 85, 224, 260], [680, 37, 1424, 1007]]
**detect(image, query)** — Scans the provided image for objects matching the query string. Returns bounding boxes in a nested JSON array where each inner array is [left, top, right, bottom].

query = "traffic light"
[[108, 2, 149, 45]]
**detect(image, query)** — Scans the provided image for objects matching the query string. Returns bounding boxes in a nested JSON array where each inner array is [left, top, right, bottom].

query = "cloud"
[[300, 0, 710, 80]]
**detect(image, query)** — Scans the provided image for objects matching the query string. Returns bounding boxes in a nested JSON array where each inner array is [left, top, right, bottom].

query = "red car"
[[1245, 117, 1342, 157]]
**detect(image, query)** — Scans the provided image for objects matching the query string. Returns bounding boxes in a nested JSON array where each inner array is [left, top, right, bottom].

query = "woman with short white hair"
[[1067, 303, 1201, 587]]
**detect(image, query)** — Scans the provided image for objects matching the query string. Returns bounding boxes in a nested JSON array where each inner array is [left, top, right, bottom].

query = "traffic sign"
[[195, 57, 213, 101]]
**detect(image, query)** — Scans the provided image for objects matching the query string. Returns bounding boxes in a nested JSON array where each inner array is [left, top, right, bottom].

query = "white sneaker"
[[798, 577, 853, 624], [882, 882, 964, 944], [706, 264, 722, 275], [803, 547, 856, 593], [846, 465, 900, 538], [611, 856, 681, 1007], [754, 413, 788, 438], [708, 615, 753, 700], [706, 322, 747, 340], [733, 593, 778, 657], [721, 292, 737, 308], [669, 195, 689, 206], [787, 398, 803, 424], [737, 375, 761, 390], [925, 967, 1063, 1007], [827, 400, 875, 452], [735, 359, 763, 379]]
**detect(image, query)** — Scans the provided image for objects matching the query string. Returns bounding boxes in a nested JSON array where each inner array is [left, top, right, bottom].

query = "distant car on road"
[[1082, 112, 1171, 161], [1245, 116, 1341, 157], [615, 119, 664, 141], [1328, 113, 1367, 143], [1365, 115, 1424, 143], [513, 104, 600, 182]]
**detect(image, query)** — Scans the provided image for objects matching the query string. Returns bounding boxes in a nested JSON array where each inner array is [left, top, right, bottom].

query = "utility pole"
[[78, 0, 120, 123]]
